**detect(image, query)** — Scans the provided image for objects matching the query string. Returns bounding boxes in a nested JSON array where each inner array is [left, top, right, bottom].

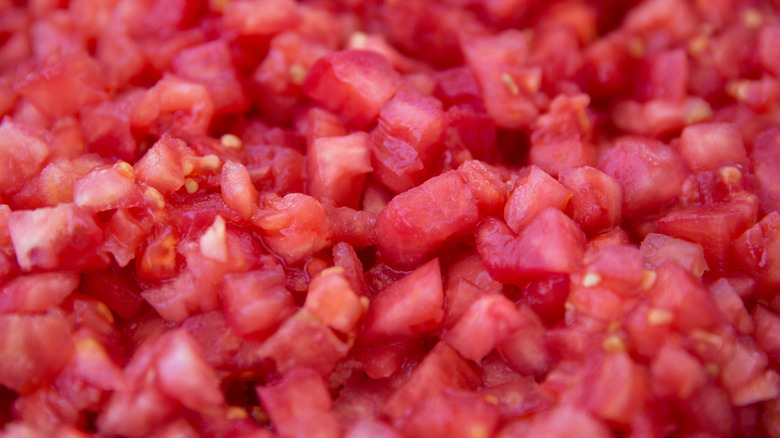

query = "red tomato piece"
[[640, 233, 708, 277], [8, 203, 109, 272], [678, 122, 748, 172], [752, 129, 780, 214], [650, 343, 708, 400], [476, 209, 586, 284], [395, 388, 500, 438], [73, 163, 144, 212], [133, 135, 192, 197], [361, 258, 443, 343], [559, 166, 623, 235], [0, 118, 50, 200], [303, 50, 400, 128], [308, 132, 372, 207], [648, 261, 722, 332], [305, 267, 365, 335], [220, 160, 258, 221], [0, 272, 79, 314], [222, 0, 298, 36], [599, 136, 688, 218], [504, 165, 570, 233], [370, 91, 446, 193], [257, 367, 341, 438], [0, 312, 74, 393], [732, 211, 780, 287], [635, 49, 688, 102]]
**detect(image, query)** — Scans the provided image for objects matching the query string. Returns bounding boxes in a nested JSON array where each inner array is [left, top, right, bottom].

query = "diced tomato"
[[559, 166, 622, 235], [73, 163, 144, 212], [361, 258, 443, 343], [650, 342, 708, 400], [345, 418, 402, 438], [257, 367, 341, 438], [220, 160, 258, 221], [0, 272, 79, 314], [16, 51, 109, 121], [79, 100, 137, 162], [754, 306, 780, 359], [171, 40, 248, 114], [0, 118, 50, 200], [504, 165, 570, 233], [382, 342, 480, 421], [222, 0, 298, 37], [640, 232, 708, 277], [259, 309, 350, 376], [583, 352, 649, 425], [219, 263, 295, 340], [134, 135, 192, 197], [325, 205, 377, 250], [476, 209, 586, 284], [0, 312, 74, 393], [303, 50, 400, 128], [647, 261, 722, 332], [370, 91, 446, 193], [244, 144, 305, 195], [657, 194, 758, 272], [308, 132, 372, 207], [395, 388, 499, 438], [251, 192, 333, 265], [131, 74, 215, 137], [520, 275, 570, 326], [499, 405, 612, 438], [710, 278, 754, 334], [305, 267, 365, 335], [635, 49, 688, 102], [444, 294, 526, 362], [9, 203, 108, 272], [678, 122, 748, 172], [599, 136, 688, 218], [752, 129, 780, 214], [333, 242, 371, 298], [496, 305, 550, 377], [461, 30, 540, 129]]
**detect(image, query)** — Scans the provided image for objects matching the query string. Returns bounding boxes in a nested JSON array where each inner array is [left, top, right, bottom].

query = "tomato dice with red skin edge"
[[443, 293, 527, 362], [9, 203, 109, 272], [498, 405, 613, 438], [133, 135, 192, 197], [303, 50, 400, 128], [496, 305, 551, 377], [333, 242, 371, 298], [296, 107, 348, 146], [0, 272, 79, 314], [648, 261, 723, 332], [308, 132, 373, 208], [503, 165, 570, 234], [640, 232, 708, 277], [651, 342, 708, 400], [751, 129, 780, 214], [0, 118, 50, 200], [131, 74, 215, 137], [251, 192, 333, 266], [657, 194, 759, 273], [245, 144, 305, 195], [81, 270, 144, 320], [599, 136, 689, 218], [360, 258, 444, 343], [0, 312, 74, 393], [635, 49, 689, 102], [476, 209, 587, 284], [559, 166, 623, 235]]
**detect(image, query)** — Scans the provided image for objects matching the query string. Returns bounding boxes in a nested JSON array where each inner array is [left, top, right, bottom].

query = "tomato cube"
[[0, 272, 80, 314], [504, 165, 571, 233], [395, 388, 499, 438], [0, 118, 50, 199], [73, 163, 144, 212], [221, 160, 258, 221], [640, 233, 708, 277], [559, 166, 623, 235], [304, 267, 365, 335], [650, 343, 708, 400], [678, 122, 748, 172], [308, 132, 372, 207], [303, 50, 399, 128]]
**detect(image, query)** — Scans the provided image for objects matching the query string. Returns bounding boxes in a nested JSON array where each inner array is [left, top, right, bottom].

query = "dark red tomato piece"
[[371, 91, 446, 193], [678, 122, 748, 172], [504, 165, 571, 234], [16, 51, 109, 120], [476, 209, 586, 284], [79, 100, 137, 162], [395, 388, 500, 438], [0, 118, 50, 200], [296, 107, 348, 146], [257, 367, 341, 438], [657, 194, 758, 272], [0, 312, 74, 393], [308, 132, 372, 208], [303, 50, 400, 128], [732, 211, 780, 287], [0, 272, 80, 314], [520, 275, 570, 326], [8, 203, 109, 272], [361, 258, 443, 343], [599, 136, 689, 218], [81, 270, 144, 319], [251, 192, 333, 265], [559, 166, 623, 236], [171, 40, 249, 115], [434, 66, 484, 110], [580, 244, 645, 294], [259, 309, 350, 376], [383, 342, 480, 421], [461, 30, 540, 129]]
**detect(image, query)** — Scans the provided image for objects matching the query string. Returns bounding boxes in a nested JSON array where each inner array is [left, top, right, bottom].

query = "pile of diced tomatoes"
[[1, 0, 780, 436]]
